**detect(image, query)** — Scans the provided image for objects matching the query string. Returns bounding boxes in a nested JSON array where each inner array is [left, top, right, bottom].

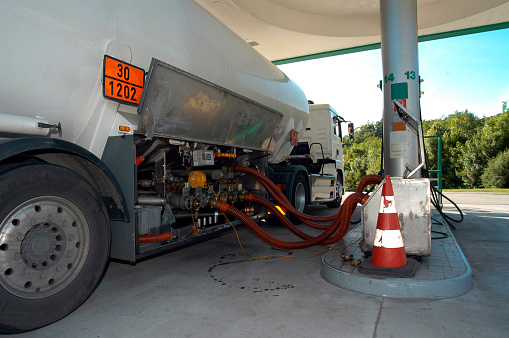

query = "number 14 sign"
[[103, 55, 145, 105]]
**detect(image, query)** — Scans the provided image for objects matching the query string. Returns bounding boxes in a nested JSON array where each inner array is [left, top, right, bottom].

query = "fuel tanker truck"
[[0, 0, 361, 333]]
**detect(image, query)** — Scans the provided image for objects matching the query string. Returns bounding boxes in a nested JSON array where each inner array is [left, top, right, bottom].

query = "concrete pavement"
[[14, 193, 509, 337]]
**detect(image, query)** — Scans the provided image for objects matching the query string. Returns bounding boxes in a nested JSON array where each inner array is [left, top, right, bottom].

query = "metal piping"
[[0, 112, 51, 136], [137, 195, 166, 206]]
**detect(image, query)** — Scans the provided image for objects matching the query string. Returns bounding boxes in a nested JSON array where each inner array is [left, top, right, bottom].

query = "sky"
[[277, 28, 509, 129]]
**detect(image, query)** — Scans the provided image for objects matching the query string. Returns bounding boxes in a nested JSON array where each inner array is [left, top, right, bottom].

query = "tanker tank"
[[0, 0, 309, 159]]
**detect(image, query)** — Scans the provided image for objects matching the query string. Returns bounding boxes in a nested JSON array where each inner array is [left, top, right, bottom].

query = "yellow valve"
[[188, 171, 207, 188]]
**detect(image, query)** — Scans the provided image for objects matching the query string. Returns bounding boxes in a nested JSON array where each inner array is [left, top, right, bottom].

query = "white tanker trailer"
[[0, 0, 349, 332]]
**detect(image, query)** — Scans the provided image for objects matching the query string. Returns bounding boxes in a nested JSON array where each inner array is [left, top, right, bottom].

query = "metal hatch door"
[[137, 58, 282, 151]]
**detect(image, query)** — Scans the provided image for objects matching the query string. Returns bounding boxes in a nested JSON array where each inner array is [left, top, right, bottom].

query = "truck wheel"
[[290, 173, 309, 223], [326, 173, 343, 209], [0, 164, 110, 333]]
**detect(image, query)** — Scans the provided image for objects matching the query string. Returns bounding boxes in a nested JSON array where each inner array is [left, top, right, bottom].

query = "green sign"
[[391, 82, 408, 100]]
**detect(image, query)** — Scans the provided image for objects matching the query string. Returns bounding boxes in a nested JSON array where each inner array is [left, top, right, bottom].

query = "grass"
[[346, 187, 509, 193], [442, 188, 509, 193]]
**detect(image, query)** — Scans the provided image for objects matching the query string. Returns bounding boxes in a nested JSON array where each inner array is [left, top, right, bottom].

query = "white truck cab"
[[269, 103, 351, 213]]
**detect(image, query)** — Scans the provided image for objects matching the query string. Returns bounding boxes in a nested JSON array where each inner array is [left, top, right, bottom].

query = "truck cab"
[[301, 104, 345, 207], [269, 103, 349, 214]]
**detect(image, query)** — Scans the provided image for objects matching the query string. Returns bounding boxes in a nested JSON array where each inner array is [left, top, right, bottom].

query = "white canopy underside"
[[195, 0, 509, 63]]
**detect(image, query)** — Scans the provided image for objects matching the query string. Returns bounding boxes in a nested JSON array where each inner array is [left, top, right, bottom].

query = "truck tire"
[[0, 164, 110, 333], [326, 173, 343, 209], [290, 173, 309, 223]]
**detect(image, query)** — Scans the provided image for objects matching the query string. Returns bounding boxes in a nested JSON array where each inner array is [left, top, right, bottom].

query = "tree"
[[458, 108, 509, 187], [423, 111, 481, 188], [343, 121, 382, 191], [344, 101, 509, 190], [353, 120, 383, 142], [481, 148, 509, 188]]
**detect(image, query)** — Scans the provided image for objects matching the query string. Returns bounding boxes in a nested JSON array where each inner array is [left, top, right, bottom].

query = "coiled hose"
[[236, 165, 382, 225], [213, 192, 366, 249], [208, 167, 382, 249]]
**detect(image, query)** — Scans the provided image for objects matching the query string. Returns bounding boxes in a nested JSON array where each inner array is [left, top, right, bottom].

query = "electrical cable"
[[224, 212, 363, 259], [431, 230, 448, 240], [417, 107, 464, 230], [377, 105, 464, 230]]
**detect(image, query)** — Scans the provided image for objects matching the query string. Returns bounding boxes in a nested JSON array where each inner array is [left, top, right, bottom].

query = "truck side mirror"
[[348, 123, 354, 142]]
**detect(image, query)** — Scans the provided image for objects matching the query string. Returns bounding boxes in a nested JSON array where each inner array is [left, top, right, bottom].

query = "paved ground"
[[442, 191, 509, 206], [11, 192, 509, 337]]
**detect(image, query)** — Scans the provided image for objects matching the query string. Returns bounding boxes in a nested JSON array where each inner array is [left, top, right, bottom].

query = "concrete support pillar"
[[380, 0, 421, 178]]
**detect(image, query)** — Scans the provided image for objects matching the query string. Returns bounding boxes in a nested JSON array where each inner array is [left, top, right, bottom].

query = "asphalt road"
[[441, 191, 509, 205]]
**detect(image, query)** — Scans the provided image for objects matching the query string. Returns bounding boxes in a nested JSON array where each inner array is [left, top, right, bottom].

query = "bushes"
[[344, 136, 381, 191], [343, 121, 382, 191], [457, 109, 509, 187], [343, 102, 508, 190], [424, 111, 481, 188], [481, 149, 509, 188]]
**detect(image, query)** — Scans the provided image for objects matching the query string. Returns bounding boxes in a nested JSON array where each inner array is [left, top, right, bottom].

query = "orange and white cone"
[[370, 175, 407, 268]]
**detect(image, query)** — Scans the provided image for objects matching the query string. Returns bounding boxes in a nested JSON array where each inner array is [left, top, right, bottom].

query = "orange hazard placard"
[[393, 99, 407, 131], [103, 55, 145, 105]]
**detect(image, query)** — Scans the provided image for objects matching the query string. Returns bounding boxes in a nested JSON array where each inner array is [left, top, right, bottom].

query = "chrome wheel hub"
[[0, 197, 90, 299]]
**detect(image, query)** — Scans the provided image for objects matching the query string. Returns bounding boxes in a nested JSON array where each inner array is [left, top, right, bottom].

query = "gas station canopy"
[[196, 0, 509, 64]]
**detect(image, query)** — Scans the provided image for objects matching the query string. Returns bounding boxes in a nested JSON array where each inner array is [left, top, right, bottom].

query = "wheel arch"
[[268, 164, 310, 204], [0, 138, 128, 222]]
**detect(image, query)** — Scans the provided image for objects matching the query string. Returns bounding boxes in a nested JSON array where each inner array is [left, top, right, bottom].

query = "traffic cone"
[[370, 175, 407, 268], [358, 175, 418, 277]]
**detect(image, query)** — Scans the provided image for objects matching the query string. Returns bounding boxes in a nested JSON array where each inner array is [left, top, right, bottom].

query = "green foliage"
[[343, 121, 382, 191], [481, 149, 509, 188], [458, 109, 509, 187], [353, 120, 383, 141], [344, 136, 382, 191], [343, 101, 509, 190], [423, 110, 482, 188]]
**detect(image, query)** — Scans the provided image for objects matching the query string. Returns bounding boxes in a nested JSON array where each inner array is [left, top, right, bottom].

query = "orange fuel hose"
[[213, 192, 367, 249], [139, 231, 172, 243], [235, 165, 382, 224], [138, 170, 381, 245], [248, 192, 368, 245]]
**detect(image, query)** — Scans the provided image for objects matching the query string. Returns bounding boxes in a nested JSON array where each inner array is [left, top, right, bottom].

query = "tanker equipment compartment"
[[120, 58, 287, 261], [0, 0, 309, 333]]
